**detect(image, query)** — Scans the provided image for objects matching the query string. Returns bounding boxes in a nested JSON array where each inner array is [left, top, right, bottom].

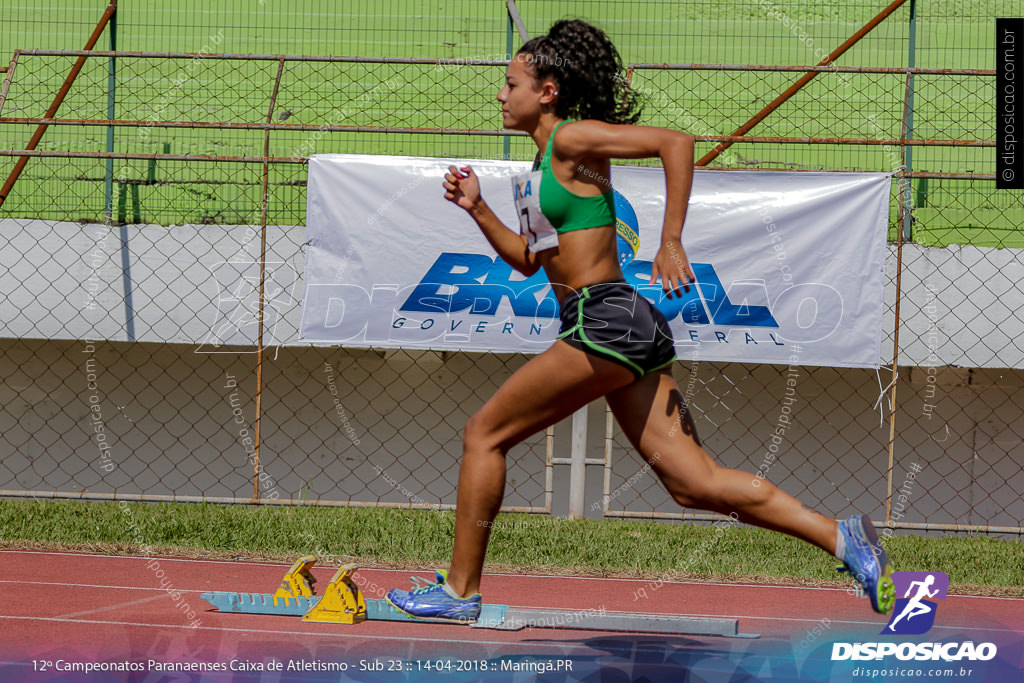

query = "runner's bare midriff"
[[540, 225, 624, 303]]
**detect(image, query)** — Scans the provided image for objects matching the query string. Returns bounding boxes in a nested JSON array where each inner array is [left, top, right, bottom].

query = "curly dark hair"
[[517, 19, 641, 125]]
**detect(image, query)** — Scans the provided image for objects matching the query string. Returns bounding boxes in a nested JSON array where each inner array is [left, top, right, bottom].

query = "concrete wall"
[[1, 338, 1021, 531]]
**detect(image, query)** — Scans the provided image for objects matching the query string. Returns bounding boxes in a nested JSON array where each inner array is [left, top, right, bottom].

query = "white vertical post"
[[568, 406, 588, 519]]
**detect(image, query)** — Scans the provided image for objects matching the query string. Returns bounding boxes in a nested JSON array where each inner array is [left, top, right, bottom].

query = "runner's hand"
[[443, 165, 481, 212], [650, 240, 695, 297]]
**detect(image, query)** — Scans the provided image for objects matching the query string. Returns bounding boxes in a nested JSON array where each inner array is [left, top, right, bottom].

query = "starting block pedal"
[[301, 563, 367, 624], [274, 555, 317, 600]]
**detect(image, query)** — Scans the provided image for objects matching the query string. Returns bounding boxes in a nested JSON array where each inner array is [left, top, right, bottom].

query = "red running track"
[[1, 551, 1022, 682]]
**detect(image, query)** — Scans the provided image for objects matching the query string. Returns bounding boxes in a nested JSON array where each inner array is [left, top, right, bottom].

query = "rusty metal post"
[[252, 56, 286, 501], [0, 1, 117, 207], [886, 176, 906, 525], [0, 52, 19, 118], [697, 0, 911, 166], [885, 63, 919, 525]]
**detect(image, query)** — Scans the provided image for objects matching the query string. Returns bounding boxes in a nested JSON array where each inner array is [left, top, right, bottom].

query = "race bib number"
[[512, 170, 558, 253]]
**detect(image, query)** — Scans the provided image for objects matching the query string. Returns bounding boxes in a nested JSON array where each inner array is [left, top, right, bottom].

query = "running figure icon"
[[887, 574, 940, 632]]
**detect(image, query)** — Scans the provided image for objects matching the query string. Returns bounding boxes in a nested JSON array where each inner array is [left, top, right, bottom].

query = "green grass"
[[0, 1, 1020, 246], [2, 499, 1022, 595]]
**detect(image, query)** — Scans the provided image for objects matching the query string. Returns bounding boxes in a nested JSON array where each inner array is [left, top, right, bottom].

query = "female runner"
[[387, 19, 894, 621]]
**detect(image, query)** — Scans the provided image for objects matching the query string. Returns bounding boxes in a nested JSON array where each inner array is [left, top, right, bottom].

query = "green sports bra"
[[536, 120, 616, 233]]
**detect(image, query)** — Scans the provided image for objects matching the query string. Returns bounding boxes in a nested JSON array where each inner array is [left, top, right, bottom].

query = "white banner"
[[301, 154, 890, 368]]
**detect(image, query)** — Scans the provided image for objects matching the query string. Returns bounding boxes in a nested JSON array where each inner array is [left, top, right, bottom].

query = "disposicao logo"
[[884, 571, 949, 635], [831, 571, 998, 664]]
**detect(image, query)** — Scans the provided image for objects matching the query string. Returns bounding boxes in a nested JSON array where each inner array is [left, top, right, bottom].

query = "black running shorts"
[[557, 280, 677, 379]]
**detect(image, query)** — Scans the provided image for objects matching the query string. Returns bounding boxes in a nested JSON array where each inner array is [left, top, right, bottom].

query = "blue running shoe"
[[837, 514, 896, 614], [386, 570, 481, 623]]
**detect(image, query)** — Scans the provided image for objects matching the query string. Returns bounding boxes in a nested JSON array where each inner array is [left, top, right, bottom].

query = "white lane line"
[[0, 579, 206, 593], [57, 594, 170, 619], [4, 548, 1019, 602], [2, 579, 1020, 634], [0, 615, 640, 652]]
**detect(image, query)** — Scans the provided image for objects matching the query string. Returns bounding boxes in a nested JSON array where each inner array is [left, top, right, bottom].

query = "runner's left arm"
[[554, 121, 696, 296]]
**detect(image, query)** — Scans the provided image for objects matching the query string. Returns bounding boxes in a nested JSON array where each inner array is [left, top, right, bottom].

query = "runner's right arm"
[[443, 165, 542, 277]]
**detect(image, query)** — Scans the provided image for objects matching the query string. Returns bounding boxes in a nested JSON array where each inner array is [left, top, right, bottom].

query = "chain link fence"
[[1, 2, 1021, 534]]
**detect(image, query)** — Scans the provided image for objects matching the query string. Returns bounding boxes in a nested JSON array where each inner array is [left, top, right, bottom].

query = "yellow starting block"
[[302, 563, 367, 624], [273, 555, 317, 601]]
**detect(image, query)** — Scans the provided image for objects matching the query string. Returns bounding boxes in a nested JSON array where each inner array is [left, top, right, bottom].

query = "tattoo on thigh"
[[667, 389, 702, 447], [801, 502, 824, 517]]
